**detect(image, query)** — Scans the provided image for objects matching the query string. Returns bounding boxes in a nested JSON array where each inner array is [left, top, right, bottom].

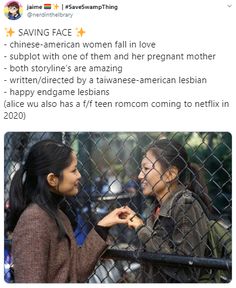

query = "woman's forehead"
[[142, 151, 157, 164], [71, 151, 77, 161]]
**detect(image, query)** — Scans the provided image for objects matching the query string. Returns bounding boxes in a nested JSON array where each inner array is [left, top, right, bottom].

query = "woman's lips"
[[141, 182, 147, 189]]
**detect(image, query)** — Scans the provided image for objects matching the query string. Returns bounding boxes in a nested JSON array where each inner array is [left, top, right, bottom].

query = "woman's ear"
[[46, 173, 59, 188], [164, 166, 178, 183]]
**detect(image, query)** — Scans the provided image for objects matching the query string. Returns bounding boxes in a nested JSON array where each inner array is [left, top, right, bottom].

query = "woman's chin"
[[73, 188, 79, 195], [68, 188, 79, 196], [143, 189, 152, 197]]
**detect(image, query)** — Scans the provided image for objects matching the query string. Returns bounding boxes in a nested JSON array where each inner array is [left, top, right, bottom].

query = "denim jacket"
[[137, 188, 209, 282]]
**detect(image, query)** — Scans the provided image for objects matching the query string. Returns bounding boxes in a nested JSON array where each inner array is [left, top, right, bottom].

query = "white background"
[[0, 0, 235, 286]]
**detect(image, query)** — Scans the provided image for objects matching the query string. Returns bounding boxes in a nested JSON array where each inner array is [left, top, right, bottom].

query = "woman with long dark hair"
[[6, 139, 130, 283], [126, 138, 211, 282]]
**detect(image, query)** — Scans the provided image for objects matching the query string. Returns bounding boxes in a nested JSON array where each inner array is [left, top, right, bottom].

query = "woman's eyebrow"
[[142, 162, 152, 167]]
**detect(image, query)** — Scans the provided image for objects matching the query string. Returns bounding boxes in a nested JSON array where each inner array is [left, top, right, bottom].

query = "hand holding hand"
[[121, 206, 144, 229], [97, 207, 131, 227], [128, 213, 144, 229]]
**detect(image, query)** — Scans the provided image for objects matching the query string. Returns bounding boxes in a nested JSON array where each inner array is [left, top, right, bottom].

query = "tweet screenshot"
[[1, 0, 235, 285]]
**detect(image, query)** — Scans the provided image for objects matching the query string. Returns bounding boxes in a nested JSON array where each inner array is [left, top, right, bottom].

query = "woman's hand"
[[123, 206, 144, 229], [97, 207, 131, 227], [128, 214, 144, 229]]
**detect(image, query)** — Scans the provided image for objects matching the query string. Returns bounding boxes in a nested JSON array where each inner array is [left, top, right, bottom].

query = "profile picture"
[[4, 1, 22, 20]]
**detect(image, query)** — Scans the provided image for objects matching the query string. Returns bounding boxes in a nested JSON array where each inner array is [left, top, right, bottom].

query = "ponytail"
[[6, 167, 27, 232], [188, 163, 212, 213], [5, 139, 74, 239]]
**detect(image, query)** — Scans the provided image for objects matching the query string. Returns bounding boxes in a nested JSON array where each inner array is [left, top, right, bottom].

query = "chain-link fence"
[[4, 132, 232, 283]]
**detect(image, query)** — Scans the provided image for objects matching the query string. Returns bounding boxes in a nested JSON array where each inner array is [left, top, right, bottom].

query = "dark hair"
[[6, 139, 73, 238], [147, 139, 212, 212], [8, 1, 20, 9]]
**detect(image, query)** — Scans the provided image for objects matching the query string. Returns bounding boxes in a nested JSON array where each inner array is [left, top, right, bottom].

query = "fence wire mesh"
[[4, 132, 232, 283]]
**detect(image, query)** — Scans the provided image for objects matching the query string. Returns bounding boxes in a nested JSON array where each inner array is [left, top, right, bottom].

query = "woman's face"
[[8, 5, 18, 15], [57, 152, 81, 196], [138, 150, 168, 199]]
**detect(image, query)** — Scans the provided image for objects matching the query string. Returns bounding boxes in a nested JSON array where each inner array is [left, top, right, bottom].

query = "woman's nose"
[[77, 171, 82, 180], [138, 170, 144, 180]]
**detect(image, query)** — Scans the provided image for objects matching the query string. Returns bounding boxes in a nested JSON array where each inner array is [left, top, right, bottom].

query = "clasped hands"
[[97, 206, 144, 229]]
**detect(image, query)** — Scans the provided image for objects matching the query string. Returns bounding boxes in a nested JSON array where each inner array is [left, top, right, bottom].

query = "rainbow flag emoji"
[[44, 4, 51, 9]]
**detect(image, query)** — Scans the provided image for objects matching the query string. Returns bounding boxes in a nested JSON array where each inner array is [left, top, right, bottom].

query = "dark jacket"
[[137, 189, 209, 282], [12, 204, 108, 283]]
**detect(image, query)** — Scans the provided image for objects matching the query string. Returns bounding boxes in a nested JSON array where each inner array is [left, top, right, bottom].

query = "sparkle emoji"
[[5, 27, 15, 37], [76, 27, 86, 37]]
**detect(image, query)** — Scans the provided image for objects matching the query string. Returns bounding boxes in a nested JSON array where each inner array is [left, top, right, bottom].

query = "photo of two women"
[[4, 132, 232, 283]]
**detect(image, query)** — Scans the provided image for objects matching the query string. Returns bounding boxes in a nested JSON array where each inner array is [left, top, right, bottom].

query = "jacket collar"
[[158, 185, 188, 218]]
